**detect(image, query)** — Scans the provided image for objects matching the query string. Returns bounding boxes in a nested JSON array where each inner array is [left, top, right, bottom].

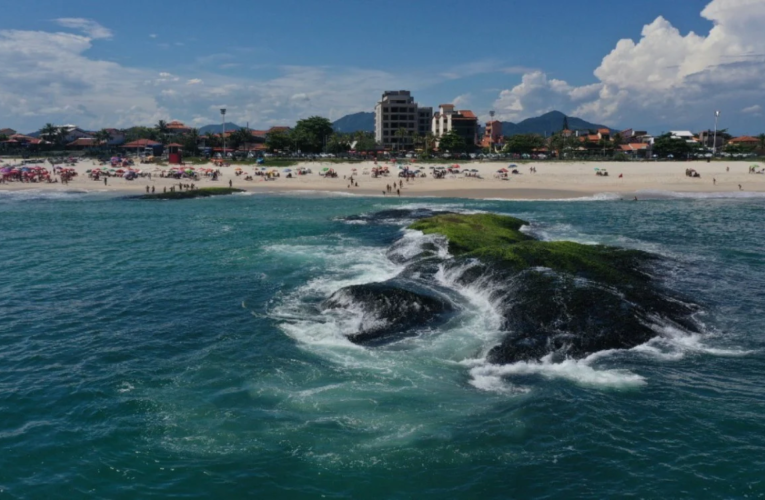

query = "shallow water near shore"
[[1, 191, 764, 498]]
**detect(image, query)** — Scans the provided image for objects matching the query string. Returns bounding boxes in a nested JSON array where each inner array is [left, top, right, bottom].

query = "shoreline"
[[1, 158, 763, 201]]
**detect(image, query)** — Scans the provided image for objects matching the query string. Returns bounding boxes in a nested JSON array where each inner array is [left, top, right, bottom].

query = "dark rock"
[[322, 283, 454, 345]]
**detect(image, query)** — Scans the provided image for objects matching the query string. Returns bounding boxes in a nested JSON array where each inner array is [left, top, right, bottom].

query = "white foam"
[[635, 324, 755, 359], [635, 190, 765, 200], [0, 189, 97, 202], [482, 192, 623, 202], [466, 353, 646, 392]]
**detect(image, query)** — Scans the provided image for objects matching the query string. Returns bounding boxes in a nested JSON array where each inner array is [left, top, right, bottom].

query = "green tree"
[[292, 116, 333, 153], [39, 123, 59, 142], [394, 127, 409, 152], [423, 132, 436, 155], [410, 131, 422, 150], [757, 133, 765, 152], [265, 130, 291, 153], [181, 128, 200, 155], [124, 126, 158, 142], [327, 133, 351, 154], [229, 128, 252, 150], [155, 120, 169, 135], [354, 132, 377, 152], [503, 134, 545, 155], [653, 133, 693, 159], [93, 129, 112, 147], [437, 130, 466, 153]]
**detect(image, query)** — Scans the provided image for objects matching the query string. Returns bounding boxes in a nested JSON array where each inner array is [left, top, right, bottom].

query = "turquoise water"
[[1, 190, 764, 498]]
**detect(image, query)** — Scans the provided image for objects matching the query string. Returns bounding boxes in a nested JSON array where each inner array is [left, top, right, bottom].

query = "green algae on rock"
[[409, 213, 652, 286], [137, 187, 245, 200]]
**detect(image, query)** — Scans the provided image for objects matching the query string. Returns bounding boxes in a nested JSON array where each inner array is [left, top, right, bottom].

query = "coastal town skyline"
[[0, 0, 763, 134]]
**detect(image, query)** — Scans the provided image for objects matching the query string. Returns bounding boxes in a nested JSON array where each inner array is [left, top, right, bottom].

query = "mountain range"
[[197, 122, 244, 135], [332, 112, 376, 133], [329, 110, 614, 136]]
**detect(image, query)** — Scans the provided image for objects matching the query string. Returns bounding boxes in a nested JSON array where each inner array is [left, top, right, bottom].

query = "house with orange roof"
[[166, 120, 191, 135], [728, 136, 759, 147], [432, 104, 478, 149]]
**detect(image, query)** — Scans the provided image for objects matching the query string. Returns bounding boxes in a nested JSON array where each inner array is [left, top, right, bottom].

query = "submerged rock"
[[322, 282, 454, 345], [136, 187, 244, 200]]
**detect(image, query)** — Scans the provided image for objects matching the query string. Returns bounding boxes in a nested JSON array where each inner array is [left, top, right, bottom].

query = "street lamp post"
[[221, 108, 227, 159], [712, 110, 720, 157], [489, 110, 495, 153]]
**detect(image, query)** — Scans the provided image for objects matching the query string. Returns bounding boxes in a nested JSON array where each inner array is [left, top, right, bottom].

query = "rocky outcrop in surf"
[[328, 210, 700, 363], [322, 283, 454, 345]]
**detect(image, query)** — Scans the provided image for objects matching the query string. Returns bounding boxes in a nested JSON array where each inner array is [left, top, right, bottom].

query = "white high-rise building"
[[375, 91, 432, 150]]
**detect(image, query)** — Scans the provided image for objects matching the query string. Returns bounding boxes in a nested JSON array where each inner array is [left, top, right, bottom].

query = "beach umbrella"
[[470, 169, 478, 172], [594, 168, 600, 171], [284, 169, 292, 173], [322, 167, 330, 171]]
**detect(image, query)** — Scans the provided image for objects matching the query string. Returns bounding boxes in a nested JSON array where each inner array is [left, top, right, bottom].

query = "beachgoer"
[[229, 179, 232, 188], [151, 186, 155, 193], [713, 178, 716, 185], [739, 184, 742, 190], [633, 196, 638, 201], [104, 178, 107, 186], [397, 189, 400, 196], [727, 166, 730, 172]]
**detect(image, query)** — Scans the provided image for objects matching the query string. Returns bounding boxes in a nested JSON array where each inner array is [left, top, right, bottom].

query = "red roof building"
[[729, 136, 759, 145], [121, 139, 162, 148]]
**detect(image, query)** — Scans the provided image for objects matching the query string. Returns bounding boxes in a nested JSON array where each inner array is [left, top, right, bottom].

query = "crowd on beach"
[[0, 159, 79, 185]]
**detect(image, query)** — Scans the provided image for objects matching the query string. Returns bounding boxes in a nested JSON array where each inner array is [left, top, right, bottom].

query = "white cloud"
[[0, 29, 164, 129], [149, 34, 157, 39], [0, 23, 422, 132], [742, 104, 762, 115], [493, 0, 765, 131], [452, 93, 472, 108], [54, 18, 112, 39]]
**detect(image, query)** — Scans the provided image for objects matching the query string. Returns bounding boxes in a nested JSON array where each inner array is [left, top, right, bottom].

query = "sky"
[[0, 0, 763, 135]]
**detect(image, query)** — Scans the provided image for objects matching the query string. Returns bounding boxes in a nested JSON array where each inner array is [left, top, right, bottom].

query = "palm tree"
[[410, 131, 421, 151], [39, 123, 59, 143], [394, 127, 409, 153], [93, 129, 112, 147]]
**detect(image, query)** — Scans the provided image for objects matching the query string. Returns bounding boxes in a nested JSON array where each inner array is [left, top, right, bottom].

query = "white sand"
[[1, 157, 763, 199]]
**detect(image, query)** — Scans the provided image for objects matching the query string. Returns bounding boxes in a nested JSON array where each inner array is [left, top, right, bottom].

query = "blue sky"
[[0, 0, 762, 134]]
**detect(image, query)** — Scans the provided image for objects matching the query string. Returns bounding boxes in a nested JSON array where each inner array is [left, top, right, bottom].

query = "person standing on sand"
[[146, 186, 150, 193], [229, 179, 232, 188], [397, 189, 400, 196], [104, 178, 107, 186], [739, 184, 742, 190], [713, 178, 716, 185]]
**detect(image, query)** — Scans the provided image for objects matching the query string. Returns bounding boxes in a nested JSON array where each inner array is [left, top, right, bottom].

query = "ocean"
[[1, 190, 764, 498]]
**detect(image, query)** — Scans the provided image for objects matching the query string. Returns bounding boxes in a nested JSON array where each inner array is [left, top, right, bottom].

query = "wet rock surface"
[[322, 282, 454, 345]]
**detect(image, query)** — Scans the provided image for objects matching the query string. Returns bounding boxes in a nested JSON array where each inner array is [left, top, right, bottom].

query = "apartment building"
[[375, 91, 430, 149], [432, 104, 478, 148]]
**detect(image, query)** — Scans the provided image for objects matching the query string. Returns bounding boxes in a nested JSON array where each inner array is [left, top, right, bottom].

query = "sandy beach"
[[2, 158, 764, 199]]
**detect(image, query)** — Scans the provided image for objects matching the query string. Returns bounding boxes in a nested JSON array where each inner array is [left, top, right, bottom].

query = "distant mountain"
[[332, 112, 374, 133], [198, 122, 243, 135], [502, 111, 615, 137]]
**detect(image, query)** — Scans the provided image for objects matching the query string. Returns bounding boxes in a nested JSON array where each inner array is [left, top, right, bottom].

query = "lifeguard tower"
[[167, 143, 183, 165]]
